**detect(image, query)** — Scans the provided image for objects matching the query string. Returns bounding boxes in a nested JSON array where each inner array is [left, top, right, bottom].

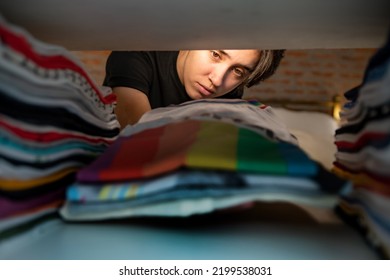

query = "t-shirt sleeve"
[[103, 51, 153, 96]]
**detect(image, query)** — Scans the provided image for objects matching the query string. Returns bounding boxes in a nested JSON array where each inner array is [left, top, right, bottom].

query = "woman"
[[104, 49, 284, 128]]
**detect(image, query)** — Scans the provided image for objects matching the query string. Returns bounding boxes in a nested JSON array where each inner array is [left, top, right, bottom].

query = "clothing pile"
[[60, 99, 345, 221], [0, 15, 120, 239], [334, 34, 390, 258]]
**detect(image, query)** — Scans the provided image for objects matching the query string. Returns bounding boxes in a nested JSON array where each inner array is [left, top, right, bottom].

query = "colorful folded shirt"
[[77, 118, 318, 183]]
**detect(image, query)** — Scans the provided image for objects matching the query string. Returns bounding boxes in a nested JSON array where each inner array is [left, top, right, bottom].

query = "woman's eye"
[[211, 51, 221, 60], [233, 67, 244, 77]]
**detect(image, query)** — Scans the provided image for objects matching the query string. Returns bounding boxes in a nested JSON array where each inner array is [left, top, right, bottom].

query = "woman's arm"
[[113, 86, 152, 129]]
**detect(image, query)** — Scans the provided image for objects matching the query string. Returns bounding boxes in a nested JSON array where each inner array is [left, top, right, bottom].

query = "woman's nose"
[[209, 65, 227, 87]]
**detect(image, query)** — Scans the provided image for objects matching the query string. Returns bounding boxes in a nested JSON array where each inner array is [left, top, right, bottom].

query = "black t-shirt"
[[103, 51, 243, 109]]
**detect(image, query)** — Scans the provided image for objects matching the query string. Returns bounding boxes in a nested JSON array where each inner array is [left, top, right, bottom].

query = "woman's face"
[[177, 50, 260, 100]]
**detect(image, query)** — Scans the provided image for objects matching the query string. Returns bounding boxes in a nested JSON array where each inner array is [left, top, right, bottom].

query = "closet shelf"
[[0, 0, 389, 50]]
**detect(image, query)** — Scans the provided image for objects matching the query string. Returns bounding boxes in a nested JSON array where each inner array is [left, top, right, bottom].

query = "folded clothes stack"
[[0, 15, 120, 239], [334, 32, 390, 259], [61, 99, 346, 221]]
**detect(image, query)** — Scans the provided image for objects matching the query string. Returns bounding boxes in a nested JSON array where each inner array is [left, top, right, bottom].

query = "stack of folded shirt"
[[0, 15, 120, 238], [333, 34, 390, 258], [61, 99, 345, 221]]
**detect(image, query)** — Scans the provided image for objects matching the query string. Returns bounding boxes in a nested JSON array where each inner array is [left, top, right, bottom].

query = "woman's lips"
[[197, 83, 214, 97]]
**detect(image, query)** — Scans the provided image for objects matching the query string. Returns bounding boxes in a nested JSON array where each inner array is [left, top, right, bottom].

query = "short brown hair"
[[244, 49, 285, 88]]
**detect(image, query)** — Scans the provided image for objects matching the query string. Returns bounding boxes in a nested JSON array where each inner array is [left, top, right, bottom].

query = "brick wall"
[[245, 49, 376, 102], [72, 49, 376, 111], [72, 50, 111, 86]]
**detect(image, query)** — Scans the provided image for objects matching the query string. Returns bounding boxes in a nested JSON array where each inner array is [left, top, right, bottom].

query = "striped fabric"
[[334, 31, 390, 259], [0, 14, 119, 237]]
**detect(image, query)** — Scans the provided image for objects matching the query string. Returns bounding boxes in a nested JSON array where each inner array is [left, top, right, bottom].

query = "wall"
[[72, 49, 376, 114], [246, 49, 376, 115], [73, 50, 111, 87]]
